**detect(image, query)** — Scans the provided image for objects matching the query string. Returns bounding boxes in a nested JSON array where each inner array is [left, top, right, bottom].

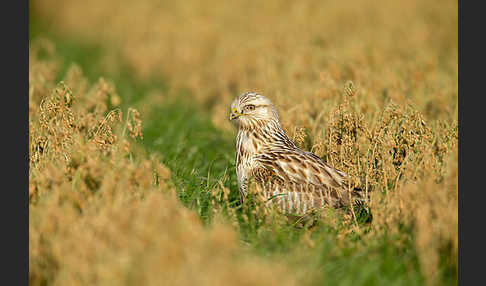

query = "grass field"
[[29, 1, 457, 285]]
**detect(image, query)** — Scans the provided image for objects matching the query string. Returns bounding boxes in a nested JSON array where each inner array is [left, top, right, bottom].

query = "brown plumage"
[[230, 92, 365, 215]]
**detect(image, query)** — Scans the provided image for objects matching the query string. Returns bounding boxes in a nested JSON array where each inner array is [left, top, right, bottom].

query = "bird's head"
[[230, 92, 280, 129]]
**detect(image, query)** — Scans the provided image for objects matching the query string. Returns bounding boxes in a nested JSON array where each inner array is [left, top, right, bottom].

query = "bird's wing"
[[252, 148, 360, 211], [253, 148, 348, 188]]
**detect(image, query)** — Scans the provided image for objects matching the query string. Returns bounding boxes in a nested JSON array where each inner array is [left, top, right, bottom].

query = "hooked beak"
[[230, 108, 243, 121]]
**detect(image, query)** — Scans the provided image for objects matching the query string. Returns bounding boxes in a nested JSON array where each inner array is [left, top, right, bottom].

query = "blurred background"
[[29, 1, 458, 285], [30, 0, 457, 130]]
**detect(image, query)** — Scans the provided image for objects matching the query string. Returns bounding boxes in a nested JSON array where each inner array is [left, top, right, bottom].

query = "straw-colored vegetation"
[[29, 47, 299, 286], [30, 0, 457, 285]]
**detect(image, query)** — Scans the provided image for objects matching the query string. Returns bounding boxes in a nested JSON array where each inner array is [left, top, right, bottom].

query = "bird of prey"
[[230, 92, 365, 215]]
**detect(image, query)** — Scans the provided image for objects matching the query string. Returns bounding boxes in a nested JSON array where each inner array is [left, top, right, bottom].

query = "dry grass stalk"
[[29, 44, 299, 286]]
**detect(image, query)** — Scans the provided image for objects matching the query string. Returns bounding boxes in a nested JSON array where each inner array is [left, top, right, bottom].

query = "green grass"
[[142, 96, 240, 220], [30, 13, 453, 286]]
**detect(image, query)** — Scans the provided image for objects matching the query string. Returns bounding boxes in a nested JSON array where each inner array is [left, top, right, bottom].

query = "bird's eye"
[[245, 104, 255, 112]]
